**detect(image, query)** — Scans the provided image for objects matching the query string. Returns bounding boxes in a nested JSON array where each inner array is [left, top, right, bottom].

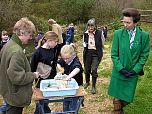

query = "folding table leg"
[[35, 101, 45, 114], [74, 96, 84, 114]]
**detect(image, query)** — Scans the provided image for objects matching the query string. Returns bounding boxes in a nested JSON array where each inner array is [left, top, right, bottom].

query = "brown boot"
[[120, 100, 129, 107], [112, 98, 123, 114]]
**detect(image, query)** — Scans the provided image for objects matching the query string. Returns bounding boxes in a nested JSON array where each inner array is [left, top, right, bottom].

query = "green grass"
[[124, 52, 152, 114]]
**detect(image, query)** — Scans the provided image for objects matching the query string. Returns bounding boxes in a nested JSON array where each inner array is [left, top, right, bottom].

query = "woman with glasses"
[[108, 8, 150, 114], [0, 17, 39, 114], [83, 18, 104, 94]]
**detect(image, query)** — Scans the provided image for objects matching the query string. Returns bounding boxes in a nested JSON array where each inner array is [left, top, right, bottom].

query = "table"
[[33, 86, 86, 114]]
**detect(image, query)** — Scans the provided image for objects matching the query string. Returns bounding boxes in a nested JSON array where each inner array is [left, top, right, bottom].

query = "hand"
[[65, 76, 71, 81], [126, 70, 136, 77], [119, 69, 129, 76], [34, 72, 39, 79], [57, 64, 64, 74], [48, 19, 52, 25], [58, 67, 64, 74]]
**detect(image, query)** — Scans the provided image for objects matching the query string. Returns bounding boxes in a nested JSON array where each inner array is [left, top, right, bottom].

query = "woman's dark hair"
[[122, 8, 140, 23]]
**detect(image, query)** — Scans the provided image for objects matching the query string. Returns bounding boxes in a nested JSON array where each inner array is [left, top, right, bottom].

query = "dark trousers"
[[63, 97, 78, 112], [65, 35, 74, 44], [84, 49, 101, 83], [6, 104, 23, 114]]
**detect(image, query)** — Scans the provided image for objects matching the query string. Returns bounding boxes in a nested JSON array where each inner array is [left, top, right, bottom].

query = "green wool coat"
[[108, 27, 150, 102], [0, 34, 36, 107]]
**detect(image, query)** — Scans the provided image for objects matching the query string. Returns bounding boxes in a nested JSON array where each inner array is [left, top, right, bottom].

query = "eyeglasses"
[[61, 55, 73, 61], [2, 34, 8, 36], [121, 20, 133, 25], [88, 24, 94, 27], [62, 56, 71, 61]]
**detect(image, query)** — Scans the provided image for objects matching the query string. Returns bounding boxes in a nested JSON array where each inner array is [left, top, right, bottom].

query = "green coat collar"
[[121, 27, 142, 62], [11, 34, 24, 49]]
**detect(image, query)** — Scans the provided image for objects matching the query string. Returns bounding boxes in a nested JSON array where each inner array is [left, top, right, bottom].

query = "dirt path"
[[77, 41, 113, 114]]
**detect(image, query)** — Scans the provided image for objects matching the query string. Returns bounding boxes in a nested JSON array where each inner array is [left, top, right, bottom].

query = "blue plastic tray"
[[40, 78, 79, 97]]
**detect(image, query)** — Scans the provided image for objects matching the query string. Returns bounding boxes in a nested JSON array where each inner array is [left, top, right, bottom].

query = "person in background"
[[0, 30, 10, 50], [108, 8, 150, 114], [65, 23, 75, 45], [57, 44, 83, 112], [98, 26, 106, 48], [0, 31, 10, 114], [83, 18, 103, 94], [0, 17, 39, 114], [31, 31, 58, 114], [103, 26, 108, 39], [34, 31, 43, 49], [48, 18, 64, 57]]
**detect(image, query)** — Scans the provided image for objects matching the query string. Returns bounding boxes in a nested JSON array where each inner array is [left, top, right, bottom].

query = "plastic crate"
[[40, 78, 79, 97]]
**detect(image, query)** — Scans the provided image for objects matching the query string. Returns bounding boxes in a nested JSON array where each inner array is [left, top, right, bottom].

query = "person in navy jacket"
[[57, 44, 83, 112]]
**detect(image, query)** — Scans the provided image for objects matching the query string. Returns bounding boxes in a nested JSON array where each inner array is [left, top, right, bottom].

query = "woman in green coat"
[[108, 8, 150, 114]]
